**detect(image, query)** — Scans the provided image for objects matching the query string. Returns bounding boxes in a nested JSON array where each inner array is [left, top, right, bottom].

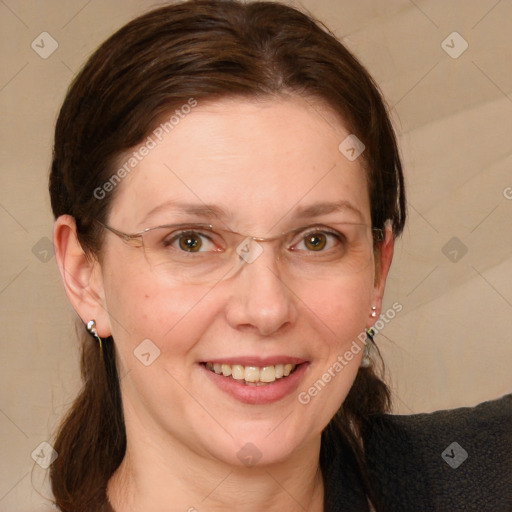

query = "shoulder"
[[362, 393, 512, 512]]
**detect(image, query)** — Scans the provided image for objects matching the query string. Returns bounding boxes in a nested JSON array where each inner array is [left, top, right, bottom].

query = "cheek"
[[294, 276, 373, 417], [294, 272, 373, 339], [293, 280, 371, 433], [102, 258, 218, 363]]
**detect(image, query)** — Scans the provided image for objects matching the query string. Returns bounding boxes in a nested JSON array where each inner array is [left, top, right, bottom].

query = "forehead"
[[108, 96, 370, 231]]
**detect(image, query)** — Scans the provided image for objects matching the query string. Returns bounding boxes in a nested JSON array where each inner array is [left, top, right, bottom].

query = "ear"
[[366, 222, 394, 329], [53, 215, 112, 337]]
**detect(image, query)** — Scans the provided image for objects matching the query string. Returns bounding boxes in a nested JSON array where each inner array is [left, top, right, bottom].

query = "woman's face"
[[94, 96, 390, 467]]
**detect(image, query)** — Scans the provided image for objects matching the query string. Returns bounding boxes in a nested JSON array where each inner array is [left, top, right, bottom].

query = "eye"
[[164, 230, 217, 253], [293, 228, 343, 252], [303, 233, 328, 251]]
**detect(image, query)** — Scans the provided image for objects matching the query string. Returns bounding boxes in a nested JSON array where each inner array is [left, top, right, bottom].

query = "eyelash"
[[294, 226, 345, 245], [162, 230, 215, 248]]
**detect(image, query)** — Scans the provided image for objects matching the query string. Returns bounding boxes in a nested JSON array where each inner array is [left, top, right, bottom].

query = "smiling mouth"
[[203, 362, 299, 386]]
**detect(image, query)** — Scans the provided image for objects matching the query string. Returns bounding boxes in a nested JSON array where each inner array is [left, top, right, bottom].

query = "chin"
[[201, 422, 316, 470]]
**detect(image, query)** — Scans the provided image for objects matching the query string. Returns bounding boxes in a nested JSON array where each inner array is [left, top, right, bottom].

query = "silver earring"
[[86, 319, 103, 352], [361, 328, 374, 367], [371, 306, 377, 318]]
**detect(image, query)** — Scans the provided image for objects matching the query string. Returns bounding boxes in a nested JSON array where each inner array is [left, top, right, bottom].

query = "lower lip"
[[200, 363, 309, 405]]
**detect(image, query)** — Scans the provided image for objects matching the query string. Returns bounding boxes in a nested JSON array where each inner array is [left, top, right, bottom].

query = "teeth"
[[260, 366, 275, 383], [205, 362, 298, 384], [244, 366, 260, 383], [231, 364, 245, 380]]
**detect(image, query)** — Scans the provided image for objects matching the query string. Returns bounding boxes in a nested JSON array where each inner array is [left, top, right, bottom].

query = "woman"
[[49, 1, 511, 511]]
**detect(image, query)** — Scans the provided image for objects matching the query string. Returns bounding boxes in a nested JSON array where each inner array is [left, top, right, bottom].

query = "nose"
[[224, 245, 298, 336]]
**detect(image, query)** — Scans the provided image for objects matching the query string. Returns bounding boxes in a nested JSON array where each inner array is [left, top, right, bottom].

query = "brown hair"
[[49, 1, 405, 510]]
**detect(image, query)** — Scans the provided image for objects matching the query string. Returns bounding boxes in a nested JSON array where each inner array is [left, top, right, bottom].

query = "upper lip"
[[201, 356, 308, 366]]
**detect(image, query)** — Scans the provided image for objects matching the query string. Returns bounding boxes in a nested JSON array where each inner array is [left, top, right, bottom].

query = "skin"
[[54, 96, 394, 512]]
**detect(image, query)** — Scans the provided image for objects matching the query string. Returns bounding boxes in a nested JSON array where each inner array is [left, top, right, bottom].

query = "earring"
[[371, 306, 377, 318], [361, 328, 374, 367], [86, 319, 103, 352]]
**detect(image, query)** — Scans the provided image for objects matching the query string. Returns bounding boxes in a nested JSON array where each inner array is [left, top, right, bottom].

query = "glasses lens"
[[282, 223, 375, 279], [139, 223, 376, 284], [141, 226, 235, 284]]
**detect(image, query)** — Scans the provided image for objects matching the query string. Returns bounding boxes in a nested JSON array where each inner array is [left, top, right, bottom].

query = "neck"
[[107, 421, 324, 512]]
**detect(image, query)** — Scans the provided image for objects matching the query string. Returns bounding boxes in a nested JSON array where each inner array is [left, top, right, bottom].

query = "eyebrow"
[[292, 200, 364, 221], [141, 199, 364, 225], [141, 201, 229, 224]]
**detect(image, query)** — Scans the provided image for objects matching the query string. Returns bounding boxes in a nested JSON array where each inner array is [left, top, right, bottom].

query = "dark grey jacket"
[[323, 394, 512, 511]]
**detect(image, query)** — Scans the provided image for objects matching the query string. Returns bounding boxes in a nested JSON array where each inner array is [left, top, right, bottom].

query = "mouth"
[[200, 358, 309, 404], [203, 362, 299, 386]]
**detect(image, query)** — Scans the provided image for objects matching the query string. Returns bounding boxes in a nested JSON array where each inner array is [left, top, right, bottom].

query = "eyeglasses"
[[97, 220, 383, 285]]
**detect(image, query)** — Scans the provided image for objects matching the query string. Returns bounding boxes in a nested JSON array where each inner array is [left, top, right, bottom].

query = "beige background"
[[1, 0, 511, 509]]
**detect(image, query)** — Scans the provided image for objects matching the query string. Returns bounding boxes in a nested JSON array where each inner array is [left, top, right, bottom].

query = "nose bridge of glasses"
[[229, 226, 292, 266], [231, 232, 280, 266]]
